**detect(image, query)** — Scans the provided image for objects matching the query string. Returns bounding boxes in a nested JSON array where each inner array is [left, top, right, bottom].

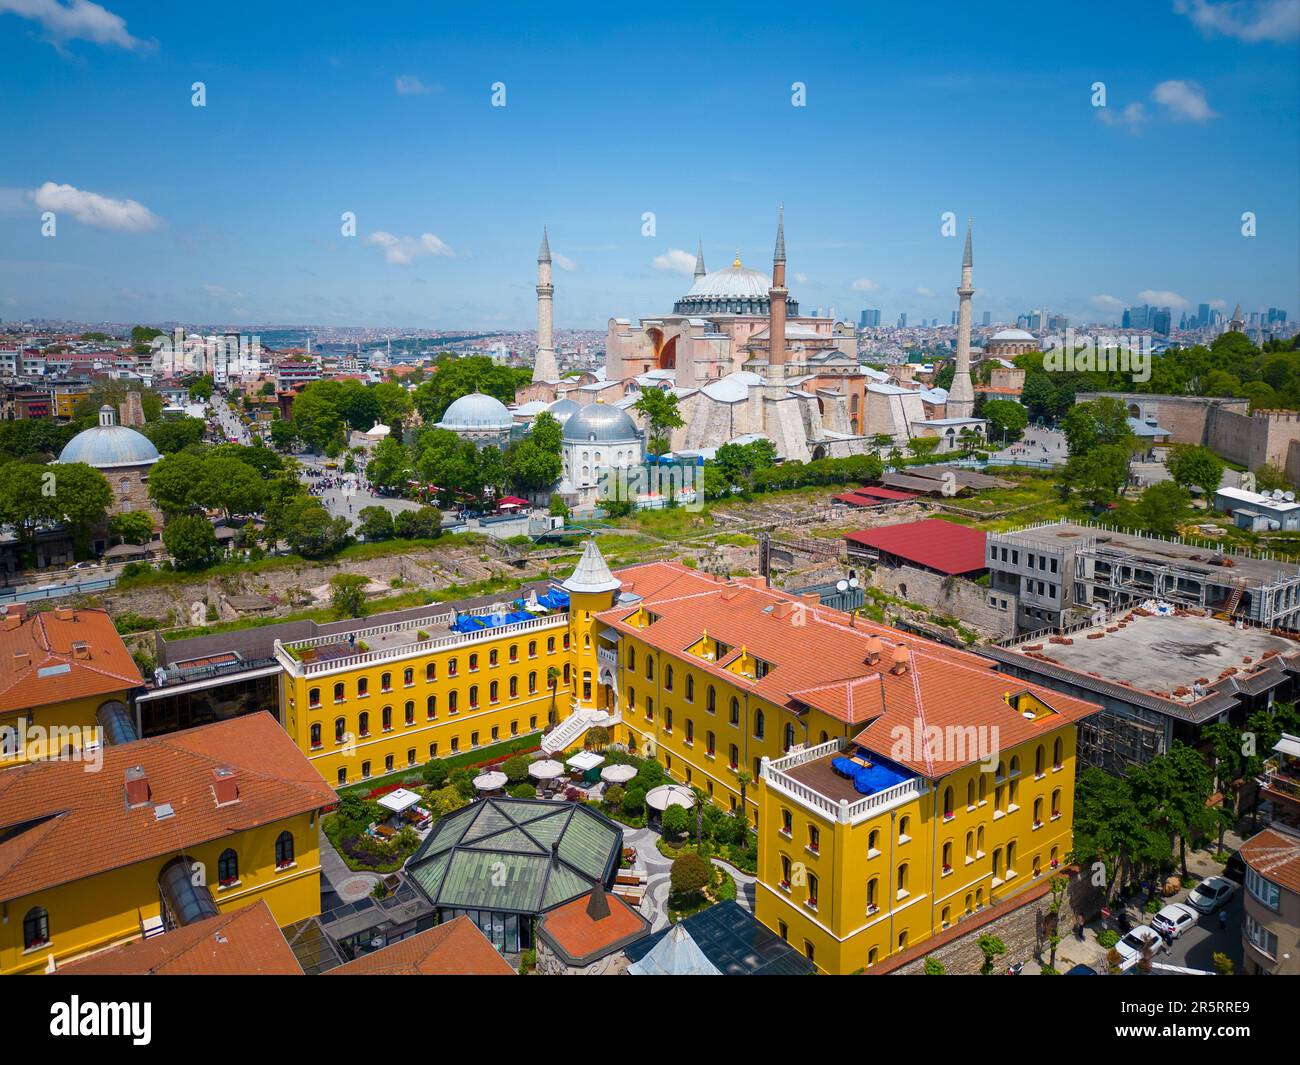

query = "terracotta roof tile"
[[0, 712, 336, 903], [0, 607, 142, 715], [1240, 827, 1300, 895], [537, 887, 650, 965], [56, 900, 302, 975], [326, 916, 515, 975]]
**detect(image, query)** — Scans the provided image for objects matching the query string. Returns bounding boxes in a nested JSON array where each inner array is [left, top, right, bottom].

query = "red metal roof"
[[843, 519, 986, 575], [833, 492, 883, 506], [853, 485, 918, 501]]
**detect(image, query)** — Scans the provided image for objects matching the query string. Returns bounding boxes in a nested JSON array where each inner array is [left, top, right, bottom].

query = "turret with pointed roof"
[[562, 537, 622, 595], [693, 239, 706, 279]]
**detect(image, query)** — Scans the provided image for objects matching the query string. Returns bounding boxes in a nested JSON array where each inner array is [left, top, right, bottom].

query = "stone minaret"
[[767, 206, 788, 380], [533, 227, 559, 382], [946, 218, 976, 419], [693, 239, 706, 280]]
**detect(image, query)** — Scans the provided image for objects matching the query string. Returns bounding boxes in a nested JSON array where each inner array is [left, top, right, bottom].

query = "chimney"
[[891, 643, 911, 675], [54, 607, 75, 622], [1, 604, 25, 627], [212, 766, 239, 806], [772, 600, 794, 620], [125, 765, 151, 808], [12, 650, 30, 668], [865, 635, 882, 664], [71, 641, 90, 661]]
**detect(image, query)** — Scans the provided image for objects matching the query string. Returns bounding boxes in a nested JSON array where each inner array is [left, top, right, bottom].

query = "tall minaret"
[[946, 218, 976, 419], [693, 239, 707, 281], [767, 206, 788, 380], [533, 227, 559, 382]]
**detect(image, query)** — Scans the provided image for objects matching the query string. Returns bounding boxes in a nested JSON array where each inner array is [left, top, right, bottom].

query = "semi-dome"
[[989, 328, 1035, 341], [563, 402, 640, 443], [58, 409, 160, 469], [545, 397, 581, 425], [437, 391, 513, 431]]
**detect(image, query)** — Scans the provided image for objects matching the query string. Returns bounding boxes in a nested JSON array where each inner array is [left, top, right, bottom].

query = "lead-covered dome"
[[58, 420, 160, 469], [437, 391, 513, 431], [989, 328, 1035, 341], [545, 397, 581, 425], [563, 402, 640, 443], [682, 262, 772, 300]]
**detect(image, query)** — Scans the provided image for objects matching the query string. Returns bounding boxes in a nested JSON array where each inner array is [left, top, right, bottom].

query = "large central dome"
[[57, 424, 160, 469], [673, 254, 799, 317]]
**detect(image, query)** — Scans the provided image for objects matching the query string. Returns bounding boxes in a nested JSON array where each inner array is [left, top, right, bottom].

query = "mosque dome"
[[989, 328, 1035, 342], [683, 262, 773, 301], [437, 391, 513, 431], [563, 402, 640, 444], [57, 407, 160, 469], [545, 397, 581, 425]]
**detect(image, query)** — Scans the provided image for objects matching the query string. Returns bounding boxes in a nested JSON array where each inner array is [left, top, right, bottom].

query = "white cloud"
[[1098, 101, 1147, 132], [1091, 293, 1126, 314], [1174, 0, 1300, 43], [394, 74, 433, 96], [849, 277, 880, 292], [914, 286, 935, 298], [1209, 298, 1228, 309], [793, 271, 809, 284], [1153, 79, 1218, 121], [1137, 289, 1191, 310], [364, 231, 454, 265], [0, 0, 150, 50], [202, 283, 243, 300], [651, 248, 696, 276], [30, 181, 159, 231], [552, 252, 577, 272]]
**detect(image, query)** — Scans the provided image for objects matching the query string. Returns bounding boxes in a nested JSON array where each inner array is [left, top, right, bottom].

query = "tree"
[[549, 494, 569, 519], [421, 758, 449, 789], [187, 374, 215, 402], [983, 399, 1028, 442], [502, 756, 530, 784], [42, 463, 113, 550], [366, 436, 413, 491], [506, 412, 563, 493], [1064, 444, 1130, 505], [906, 436, 942, 460], [371, 380, 413, 431], [163, 514, 218, 570], [148, 452, 206, 515], [661, 804, 689, 840], [1166, 444, 1225, 498], [282, 497, 351, 558], [1130, 481, 1191, 536], [669, 852, 710, 898], [1071, 767, 1168, 903], [109, 511, 154, 545], [356, 505, 394, 541], [199, 455, 267, 518], [632, 387, 684, 457], [1062, 397, 1135, 456], [393, 506, 441, 540], [140, 417, 205, 454], [621, 787, 646, 816], [411, 356, 521, 423], [977, 934, 1006, 975], [1254, 462, 1292, 494], [268, 418, 299, 452], [330, 573, 369, 619], [291, 380, 347, 452]]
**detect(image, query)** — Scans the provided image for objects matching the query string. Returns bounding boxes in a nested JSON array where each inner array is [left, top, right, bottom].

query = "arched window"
[[23, 906, 49, 950], [333, 682, 344, 702], [943, 786, 954, 819], [426, 662, 436, 682], [783, 723, 795, 752], [1035, 745, 1046, 778], [275, 831, 295, 869], [489, 649, 498, 667], [942, 841, 953, 871], [404, 701, 415, 726], [686, 675, 694, 702], [509, 676, 518, 698], [1053, 737, 1064, 769], [966, 778, 976, 808], [665, 665, 674, 691], [426, 695, 437, 719], [218, 848, 239, 886], [448, 657, 458, 677], [965, 830, 974, 860], [509, 644, 518, 662], [754, 709, 765, 740], [528, 640, 537, 658], [381, 705, 392, 731], [334, 717, 346, 744], [381, 672, 392, 692], [310, 723, 321, 749], [358, 711, 369, 736], [645, 656, 654, 681], [897, 862, 909, 897], [403, 667, 414, 686], [729, 696, 739, 725], [548, 636, 556, 653], [469, 653, 479, 672], [707, 685, 716, 713], [448, 690, 458, 712], [528, 671, 537, 694], [469, 685, 479, 709], [308, 687, 320, 708], [866, 877, 878, 912], [489, 680, 499, 703], [1051, 788, 1062, 818]]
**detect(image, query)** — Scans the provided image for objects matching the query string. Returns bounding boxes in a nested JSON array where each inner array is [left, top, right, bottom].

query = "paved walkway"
[[318, 828, 381, 908], [625, 825, 757, 930]]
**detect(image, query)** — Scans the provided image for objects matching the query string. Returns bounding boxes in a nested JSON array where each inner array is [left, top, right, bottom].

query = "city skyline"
[[1, 0, 1298, 329]]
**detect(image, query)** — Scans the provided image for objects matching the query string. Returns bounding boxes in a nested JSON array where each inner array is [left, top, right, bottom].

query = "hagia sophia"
[[513, 210, 986, 466]]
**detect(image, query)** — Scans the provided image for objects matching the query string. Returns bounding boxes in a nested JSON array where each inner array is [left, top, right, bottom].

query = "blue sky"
[[1, 0, 1298, 329]]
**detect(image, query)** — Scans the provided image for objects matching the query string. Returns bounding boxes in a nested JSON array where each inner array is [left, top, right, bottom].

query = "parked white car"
[[1151, 903, 1199, 941], [1187, 875, 1237, 914], [1115, 925, 1168, 967]]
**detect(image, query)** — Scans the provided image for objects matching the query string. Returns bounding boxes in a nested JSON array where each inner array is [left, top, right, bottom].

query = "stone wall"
[[534, 936, 632, 976], [872, 563, 1013, 638], [881, 866, 1105, 974]]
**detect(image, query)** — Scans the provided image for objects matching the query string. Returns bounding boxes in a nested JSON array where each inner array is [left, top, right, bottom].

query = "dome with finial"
[[57, 405, 160, 469], [437, 391, 513, 431]]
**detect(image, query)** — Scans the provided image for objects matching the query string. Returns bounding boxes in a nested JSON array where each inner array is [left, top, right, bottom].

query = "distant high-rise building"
[[1125, 305, 1150, 330], [1151, 308, 1171, 336], [1197, 303, 1211, 328], [860, 308, 881, 328], [897, 313, 908, 328], [981, 311, 991, 327], [950, 310, 957, 326]]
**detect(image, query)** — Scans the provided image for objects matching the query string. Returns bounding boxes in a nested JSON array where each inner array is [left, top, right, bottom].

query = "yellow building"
[[0, 712, 334, 975], [0, 604, 143, 769], [585, 557, 1099, 975], [274, 589, 577, 787]]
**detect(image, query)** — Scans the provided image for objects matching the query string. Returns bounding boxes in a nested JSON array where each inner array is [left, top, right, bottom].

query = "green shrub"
[[1097, 930, 1120, 949], [604, 784, 625, 809], [621, 787, 646, 816], [508, 782, 537, 799], [661, 804, 689, 840], [421, 759, 449, 789], [502, 755, 530, 784], [923, 957, 946, 975], [670, 852, 710, 897]]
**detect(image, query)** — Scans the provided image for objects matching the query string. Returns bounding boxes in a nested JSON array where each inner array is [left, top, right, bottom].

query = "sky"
[[1, 0, 1298, 330]]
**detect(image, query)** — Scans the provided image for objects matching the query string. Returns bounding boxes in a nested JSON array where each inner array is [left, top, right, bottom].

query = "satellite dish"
[[836, 580, 849, 593], [849, 577, 860, 589]]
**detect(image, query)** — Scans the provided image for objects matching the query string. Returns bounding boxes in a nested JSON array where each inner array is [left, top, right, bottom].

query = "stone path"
[[318, 828, 381, 908], [625, 825, 757, 930]]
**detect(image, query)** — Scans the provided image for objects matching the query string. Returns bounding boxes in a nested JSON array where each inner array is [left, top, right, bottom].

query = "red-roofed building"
[[326, 916, 515, 975], [844, 519, 987, 576]]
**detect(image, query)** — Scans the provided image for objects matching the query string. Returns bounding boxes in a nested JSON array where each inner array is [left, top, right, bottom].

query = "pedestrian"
[[1218, 908, 1228, 931]]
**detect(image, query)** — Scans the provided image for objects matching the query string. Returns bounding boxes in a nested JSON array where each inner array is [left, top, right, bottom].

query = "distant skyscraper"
[[898, 313, 908, 328], [860, 308, 881, 328], [1151, 308, 1171, 336], [981, 311, 991, 326], [951, 310, 957, 326], [1197, 303, 1211, 328]]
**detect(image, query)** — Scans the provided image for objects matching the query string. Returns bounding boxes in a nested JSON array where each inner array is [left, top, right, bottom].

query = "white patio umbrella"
[[645, 783, 696, 812], [528, 759, 565, 781], [473, 771, 508, 792], [600, 763, 638, 785]]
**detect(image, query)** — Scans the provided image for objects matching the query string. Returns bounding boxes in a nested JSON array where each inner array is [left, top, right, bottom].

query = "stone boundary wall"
[[872, 563, 1013, 638]]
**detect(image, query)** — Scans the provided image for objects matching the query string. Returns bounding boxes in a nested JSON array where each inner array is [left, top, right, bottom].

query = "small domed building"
[[984, 328, 1038, 360], [435, 391, 519, 448], [57, 405, 161, 518], [561, 401, 644, 509]]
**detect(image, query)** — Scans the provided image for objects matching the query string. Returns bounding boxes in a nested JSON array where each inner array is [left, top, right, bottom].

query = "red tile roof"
[[601, 563, 1099, 779], [56, 900, 302, 975], [0, 607, 142, 715], [1240, 827, 1300, 895], [326, 916, 515, 975], [0, 712, 336, 904], [843, 519, 987, 575], [538, 887, 649, 965]]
